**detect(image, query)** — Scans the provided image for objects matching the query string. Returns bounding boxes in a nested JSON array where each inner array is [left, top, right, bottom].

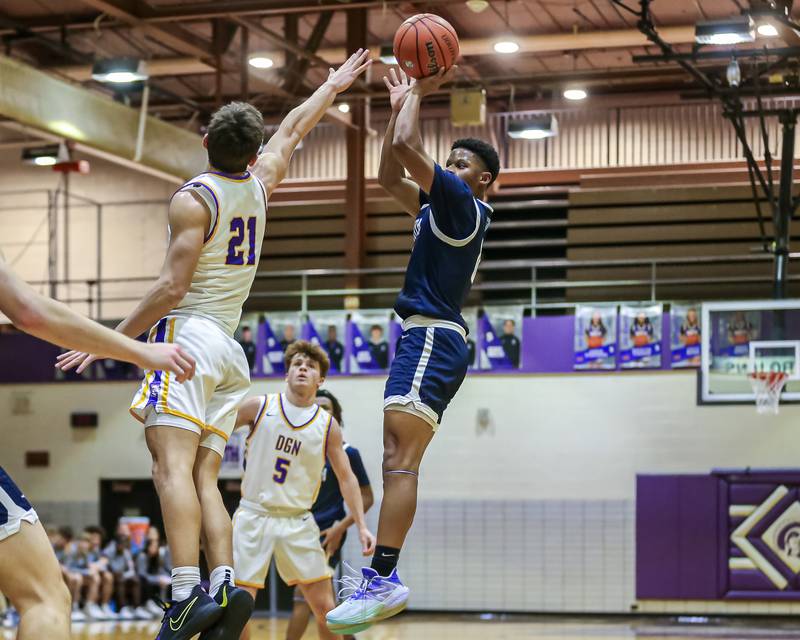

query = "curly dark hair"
[[206, 102, 264, 174], [451, 138, 500, 184], [283, 339, 330, 379], [316, 389, 343, 426]]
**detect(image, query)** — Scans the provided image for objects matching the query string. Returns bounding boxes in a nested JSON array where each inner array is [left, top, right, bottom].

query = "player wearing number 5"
[[232, 341, 376, 640], [57, 49, 372, 640]]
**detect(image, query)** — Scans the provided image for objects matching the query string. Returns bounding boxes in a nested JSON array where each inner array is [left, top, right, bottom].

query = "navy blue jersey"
[[0, 466, 33, 531], [394, 164, 492, 331], [312, 443, 370, 531]]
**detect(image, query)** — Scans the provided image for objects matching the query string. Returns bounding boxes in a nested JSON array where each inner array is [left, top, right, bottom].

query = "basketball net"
[[748, 371, 789, 415]]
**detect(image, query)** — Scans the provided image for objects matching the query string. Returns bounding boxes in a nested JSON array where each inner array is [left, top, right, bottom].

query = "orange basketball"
[[393, 13, 459, 80]]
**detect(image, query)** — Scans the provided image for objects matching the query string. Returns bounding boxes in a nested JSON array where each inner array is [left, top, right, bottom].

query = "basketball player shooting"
[[326, 64, 500, 632], [0, 255, 194, 640], [56, 49, 372, 640]]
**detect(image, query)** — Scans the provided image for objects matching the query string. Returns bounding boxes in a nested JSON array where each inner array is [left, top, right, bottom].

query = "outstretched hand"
[[383, 67, 415, 113], [326, 48, 372, 94], [412, 65, 458, 97]]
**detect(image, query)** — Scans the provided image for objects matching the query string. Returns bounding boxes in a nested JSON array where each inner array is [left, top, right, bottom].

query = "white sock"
[[209, 566, 235, 597], [171, 566, 201, 601]]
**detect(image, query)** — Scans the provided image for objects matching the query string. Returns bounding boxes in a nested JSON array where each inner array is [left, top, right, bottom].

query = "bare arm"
[[393, 66, 457, 194], [327, 419, 376, 555], [1, 259, 195, 379], [378, 69, 421, 216], [234, 396, 265, 430], [252, 49, 372, 196], [56, 190, 207, 374]]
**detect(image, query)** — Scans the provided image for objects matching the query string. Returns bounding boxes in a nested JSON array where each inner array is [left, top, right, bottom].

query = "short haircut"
[[206, 102, 264, 174], [316, 389, 343, 425], [370, 324, 383, 333], [58, 526, 74, 541], [452, 138, 500, 184], [284, 339, 330, 379]]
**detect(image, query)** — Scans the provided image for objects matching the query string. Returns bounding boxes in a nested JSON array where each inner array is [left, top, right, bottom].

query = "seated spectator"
[[68, 533, 106, 620], [136, 526, 171, 617], [104, 523, 149, 619], [83, 525, 117, 619], [48, 526, 85, 623]]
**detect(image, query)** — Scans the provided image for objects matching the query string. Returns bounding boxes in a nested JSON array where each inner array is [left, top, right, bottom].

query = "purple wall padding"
[[636, 474, 722, 600]]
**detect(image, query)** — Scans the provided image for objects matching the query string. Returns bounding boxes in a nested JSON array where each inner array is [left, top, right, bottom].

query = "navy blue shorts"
[[384, 325, 469, 428], [1, 465, 36, 541]]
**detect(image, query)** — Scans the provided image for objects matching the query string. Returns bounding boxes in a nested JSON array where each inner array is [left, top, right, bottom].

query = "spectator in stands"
[[82, 526, 116, 619], [136, 526, 171, 617], [68, 533, 107, 620], [466, 337, 476, 368], [104, 524, 149, 619], [368, 324, 389, 369], [280, 323, 297, 351], [238, 326, 257, 371], [324, 325, 344, 372], [48, 527, 85, 623], [500, 319, 521, 367]]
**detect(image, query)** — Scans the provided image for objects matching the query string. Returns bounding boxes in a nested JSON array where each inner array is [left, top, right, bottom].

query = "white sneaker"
[[145, 599, 163, 617], [100, 603, 117, 620], [71, 608, 87, 623], [326, 567, 409, 634], [118, 606, 136, 620], [84, 602, 105, 619], [134, 606, 153, 620]]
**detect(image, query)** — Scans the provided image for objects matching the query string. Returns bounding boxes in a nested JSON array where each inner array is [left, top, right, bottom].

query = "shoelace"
[[155, 597, 174, 623], [336, 562, 379, 601]]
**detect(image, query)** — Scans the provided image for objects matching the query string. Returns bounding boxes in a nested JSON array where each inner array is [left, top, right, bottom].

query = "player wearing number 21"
[[57, 49, 372, 640], [233, 341, 376, 640]]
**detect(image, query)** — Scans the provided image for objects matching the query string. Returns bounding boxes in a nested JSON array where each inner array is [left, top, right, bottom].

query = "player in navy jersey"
[[327, 65, 500, 633], [286, 389, 372, 640], [0, 255, 193, 640]]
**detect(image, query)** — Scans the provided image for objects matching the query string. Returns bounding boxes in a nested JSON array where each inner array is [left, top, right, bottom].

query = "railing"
[[21, 253, 799, 321]]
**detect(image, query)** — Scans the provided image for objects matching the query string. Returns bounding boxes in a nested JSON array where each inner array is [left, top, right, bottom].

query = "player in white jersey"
[[0, 255, 194, 640], [233, 341, 375, 640], [57, 49, 372, 640]]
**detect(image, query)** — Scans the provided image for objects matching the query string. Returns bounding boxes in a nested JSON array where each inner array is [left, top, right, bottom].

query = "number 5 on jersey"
[[226, 216, 257, 265], [273, 457, 291, 484]]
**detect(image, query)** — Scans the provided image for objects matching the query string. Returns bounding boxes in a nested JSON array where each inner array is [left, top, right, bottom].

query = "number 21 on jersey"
[[226, 216, 257, 265]]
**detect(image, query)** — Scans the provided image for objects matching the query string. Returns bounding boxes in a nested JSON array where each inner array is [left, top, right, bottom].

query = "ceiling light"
[[758, 23, 779, 37], [494, 40, 520, 54], [338, 103, 350, 113], [91, 57, 148, 84], [21, 143, 68, 167], [508, 115, 558, 140], [727, 58, 741, 87], [563, 88, 588, 101], [379, 45, 398, 65], [466, 0, 489, 12], [695, 16, 755, 45], [248, 55, 274, 69]]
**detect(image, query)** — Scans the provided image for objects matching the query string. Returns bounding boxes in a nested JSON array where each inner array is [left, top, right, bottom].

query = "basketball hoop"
[[748, 371, 789, 415]]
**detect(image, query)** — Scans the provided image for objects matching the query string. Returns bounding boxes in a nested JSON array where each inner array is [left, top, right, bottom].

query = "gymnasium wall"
[[3, 371, 800, 612]]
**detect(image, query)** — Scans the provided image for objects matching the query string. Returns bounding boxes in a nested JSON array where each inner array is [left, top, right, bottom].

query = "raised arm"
[[252, 49, 371, 196], [378, 68, 420, 216], [56, 190, 207, 374], [1, 259, 194, 380], [392, 66, 457, 193], [327, 419, 376, 555]]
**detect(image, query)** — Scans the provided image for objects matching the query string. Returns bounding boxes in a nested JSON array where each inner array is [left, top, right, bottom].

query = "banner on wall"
[[234, 313, 260, 374], [349, 311, 392, 373], [574, 305, 617, 370], [463, 308, 479, 370], [479, 306, 524, 370], [620, 304, 663, 369], [258, 312, 302, 376], [119, 517, 150, 554], [670, 303, 702, 368], [304, 312, 348, 374], [220, 430, 246, 477]]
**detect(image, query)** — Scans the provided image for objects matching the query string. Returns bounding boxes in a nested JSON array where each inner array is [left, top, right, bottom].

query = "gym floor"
[[17, 614, 800, 640]]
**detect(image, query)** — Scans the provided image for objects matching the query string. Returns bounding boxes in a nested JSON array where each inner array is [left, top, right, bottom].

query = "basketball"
[[393, 13, 459, 80]]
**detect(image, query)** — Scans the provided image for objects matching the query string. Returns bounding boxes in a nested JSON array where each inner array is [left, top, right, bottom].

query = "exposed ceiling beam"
[[54, 57, 215, 81], [76, 0, 212, 59]]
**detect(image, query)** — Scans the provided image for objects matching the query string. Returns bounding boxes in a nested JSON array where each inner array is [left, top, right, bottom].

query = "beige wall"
[[3, 370, 799, 504]]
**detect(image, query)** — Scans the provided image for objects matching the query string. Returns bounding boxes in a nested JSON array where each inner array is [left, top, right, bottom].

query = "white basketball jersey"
[[172, 170, 267, 335], [242, 393, 332, 511]]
